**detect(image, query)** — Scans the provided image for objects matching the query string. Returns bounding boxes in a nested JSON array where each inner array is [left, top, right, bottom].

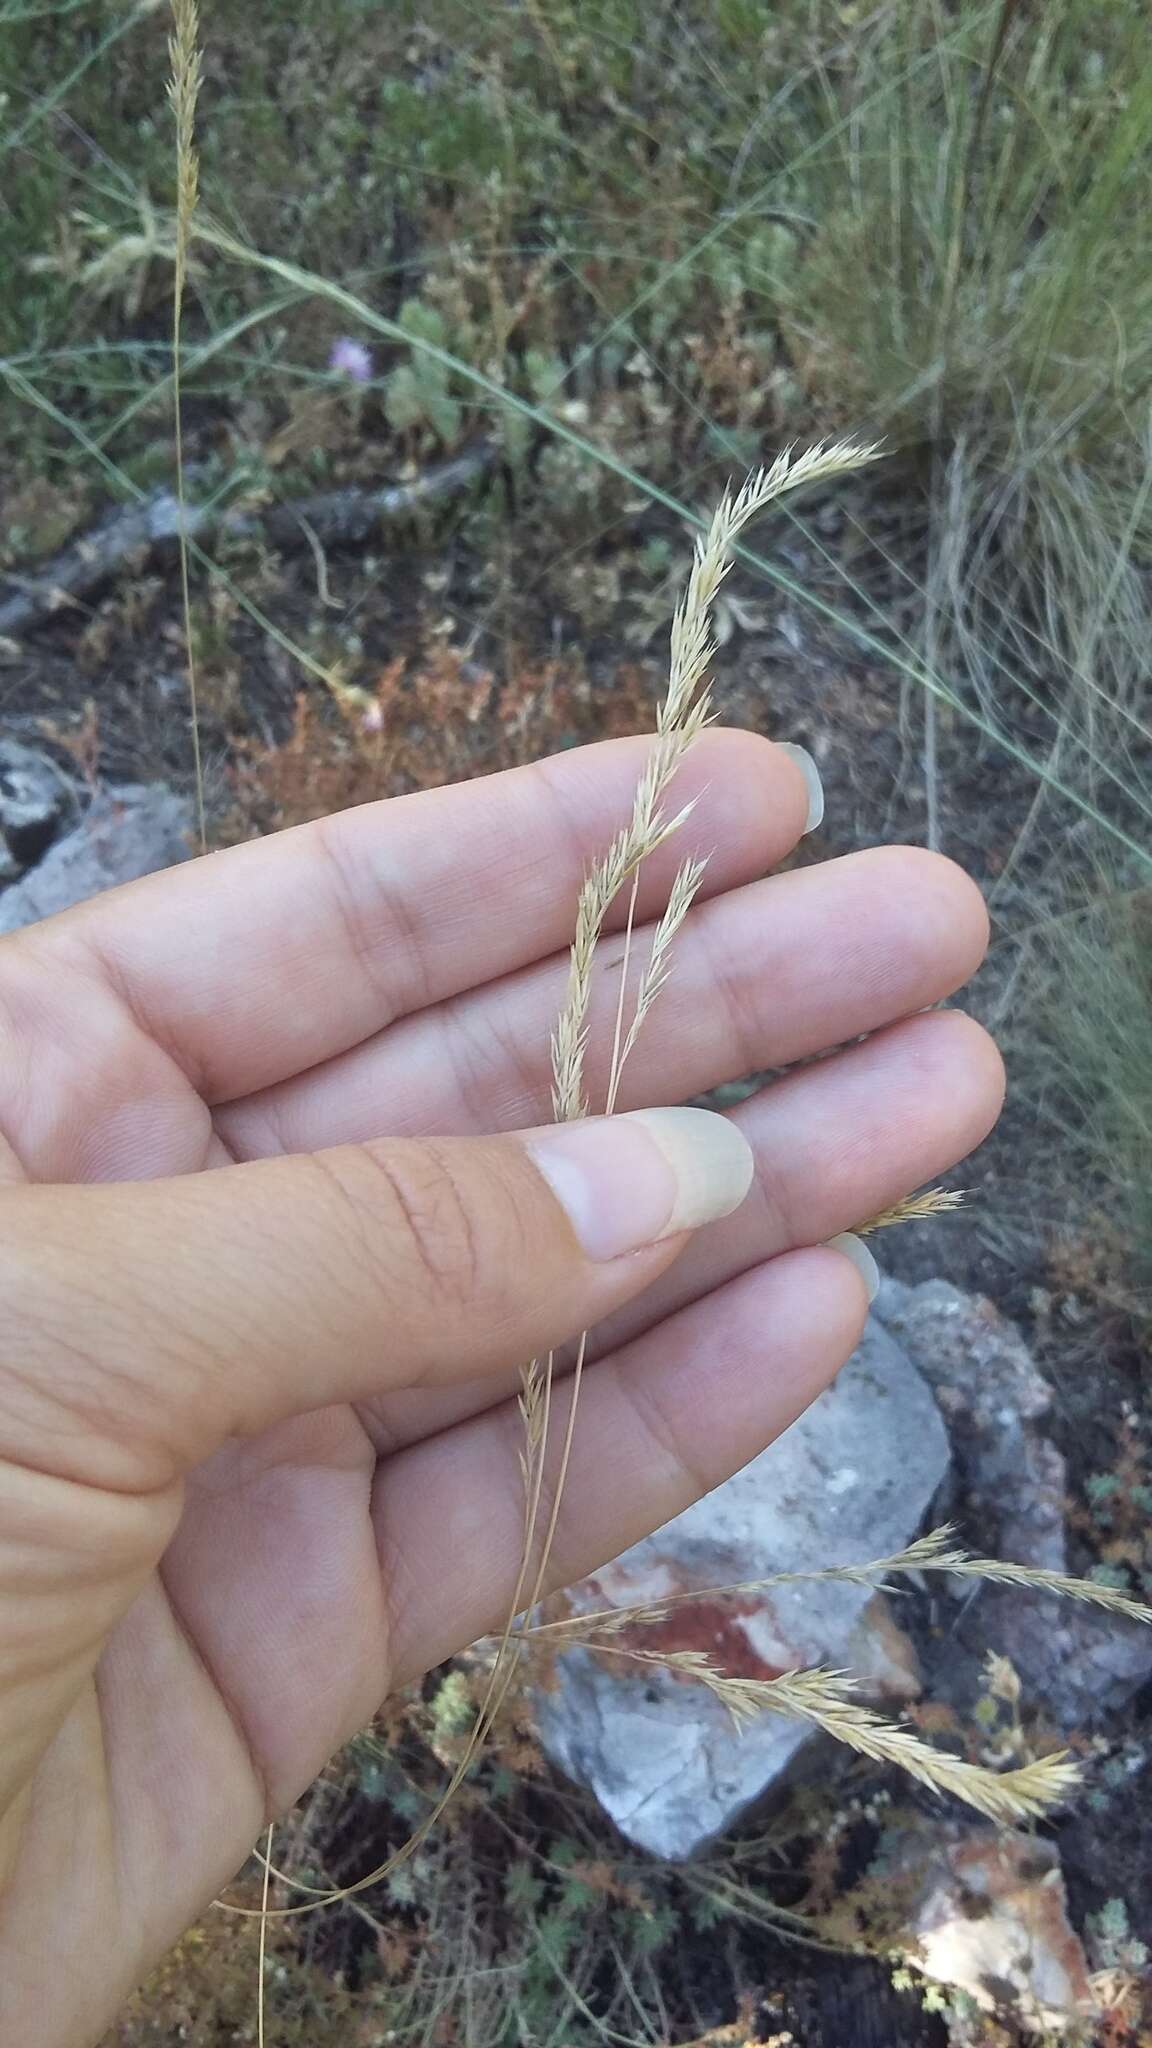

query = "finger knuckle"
[[351, 1142, 486, 1311]]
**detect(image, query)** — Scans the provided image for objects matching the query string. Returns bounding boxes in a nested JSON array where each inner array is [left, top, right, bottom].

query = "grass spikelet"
[[703, 1667, 1084, 1825], [593, 1645, 1082, 1825], [855, 1187, 967, 1236], [529, 1522, 1152, 1647], [607, 854, 709, 1111], [167, 0, 201, 280], [915, 1544, 1152, 1622], [167, 0, 206, 852]]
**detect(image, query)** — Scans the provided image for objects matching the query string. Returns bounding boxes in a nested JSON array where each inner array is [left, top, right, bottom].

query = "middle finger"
[[356, 1005, 1002, 1456], [216, 845, 989, 1159]]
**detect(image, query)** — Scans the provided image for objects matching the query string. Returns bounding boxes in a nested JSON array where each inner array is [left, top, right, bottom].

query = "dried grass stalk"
[[221, 440, 890, 1926], [531, 442, 879, 1617], [168, 0, 207, 851], [524, 1515, 1152, 1823], [590, 1645, 1081, 1825], [528, 1522, 1152, 1646]]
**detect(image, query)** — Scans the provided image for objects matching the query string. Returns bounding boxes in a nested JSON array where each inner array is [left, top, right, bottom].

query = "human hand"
[[0, 732, 1001, 2043]]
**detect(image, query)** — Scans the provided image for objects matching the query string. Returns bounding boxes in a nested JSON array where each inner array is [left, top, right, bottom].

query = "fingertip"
[[901, 1006, 1006, 1147], [928, 851, 991, 970], [825, 1230, 881, 1303], [878, 845, 991, 980], [686, 727, 813, 856], [755, 1241, 875, 1408], [775, 742, 825, 833], [942, 1007, 1007, 1132]]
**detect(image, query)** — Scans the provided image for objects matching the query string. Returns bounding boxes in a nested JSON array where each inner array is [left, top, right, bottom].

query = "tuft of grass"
[[1022, 883, 1152, 1312]]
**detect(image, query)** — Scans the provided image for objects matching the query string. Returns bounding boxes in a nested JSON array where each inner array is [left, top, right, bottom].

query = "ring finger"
[[356, 1006, 1003, 1455]]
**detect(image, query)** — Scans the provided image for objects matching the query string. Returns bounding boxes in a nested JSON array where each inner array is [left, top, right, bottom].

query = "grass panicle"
[[527, 1523, 1152, 1647], [532, 440, 878, 1640], [856, 1187, 967, 1236], [524, 1523, 1150, 1824], [593, 1648, 1082, 1827], [219, 442, 876, 1933], [550, 442, 877, 1125]]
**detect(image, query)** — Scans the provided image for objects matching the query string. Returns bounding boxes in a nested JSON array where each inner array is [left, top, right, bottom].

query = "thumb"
[[0, 1108, 754, 1493]]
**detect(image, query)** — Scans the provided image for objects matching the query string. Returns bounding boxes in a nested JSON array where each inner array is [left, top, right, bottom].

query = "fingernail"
[[778, 742, 825, 833], [529, 1108, 755, 1263], [826, 1231, 880, 1302]]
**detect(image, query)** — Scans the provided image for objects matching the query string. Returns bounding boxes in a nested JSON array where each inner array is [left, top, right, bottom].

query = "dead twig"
[[0, 443, 497, 644]]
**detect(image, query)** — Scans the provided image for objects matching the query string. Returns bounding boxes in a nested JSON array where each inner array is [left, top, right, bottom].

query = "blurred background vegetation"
[[3, 1, 1151, 2040]]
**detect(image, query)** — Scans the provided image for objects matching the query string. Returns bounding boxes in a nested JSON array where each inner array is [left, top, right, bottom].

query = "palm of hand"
[[0, 735, 1000, 2040]]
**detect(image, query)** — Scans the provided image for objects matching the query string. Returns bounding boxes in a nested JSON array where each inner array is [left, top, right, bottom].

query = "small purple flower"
[[328, 336, 374, 384]]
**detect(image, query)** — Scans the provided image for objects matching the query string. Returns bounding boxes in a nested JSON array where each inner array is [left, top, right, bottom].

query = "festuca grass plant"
[[1018, 879, 1152, 1315], [775, 0, 1152, 861]]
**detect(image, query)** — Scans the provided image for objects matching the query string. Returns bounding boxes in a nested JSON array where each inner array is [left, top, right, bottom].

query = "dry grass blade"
[[593, 1645, 1081, 1825], [168, 0, 206, 853]]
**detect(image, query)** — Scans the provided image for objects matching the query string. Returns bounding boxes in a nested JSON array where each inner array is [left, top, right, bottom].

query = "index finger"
[[21, 731, 811, 1103]]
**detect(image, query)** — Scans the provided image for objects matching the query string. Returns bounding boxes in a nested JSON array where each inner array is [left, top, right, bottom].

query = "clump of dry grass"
[[216, 646, 665, 843]]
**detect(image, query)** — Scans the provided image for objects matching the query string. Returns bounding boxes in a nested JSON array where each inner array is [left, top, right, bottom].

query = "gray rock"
[[0, 783, 193, 933], [0, 739, 73, 868], [876, 1278, 1152, 1725], [534, 1317, 950, 1858]]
